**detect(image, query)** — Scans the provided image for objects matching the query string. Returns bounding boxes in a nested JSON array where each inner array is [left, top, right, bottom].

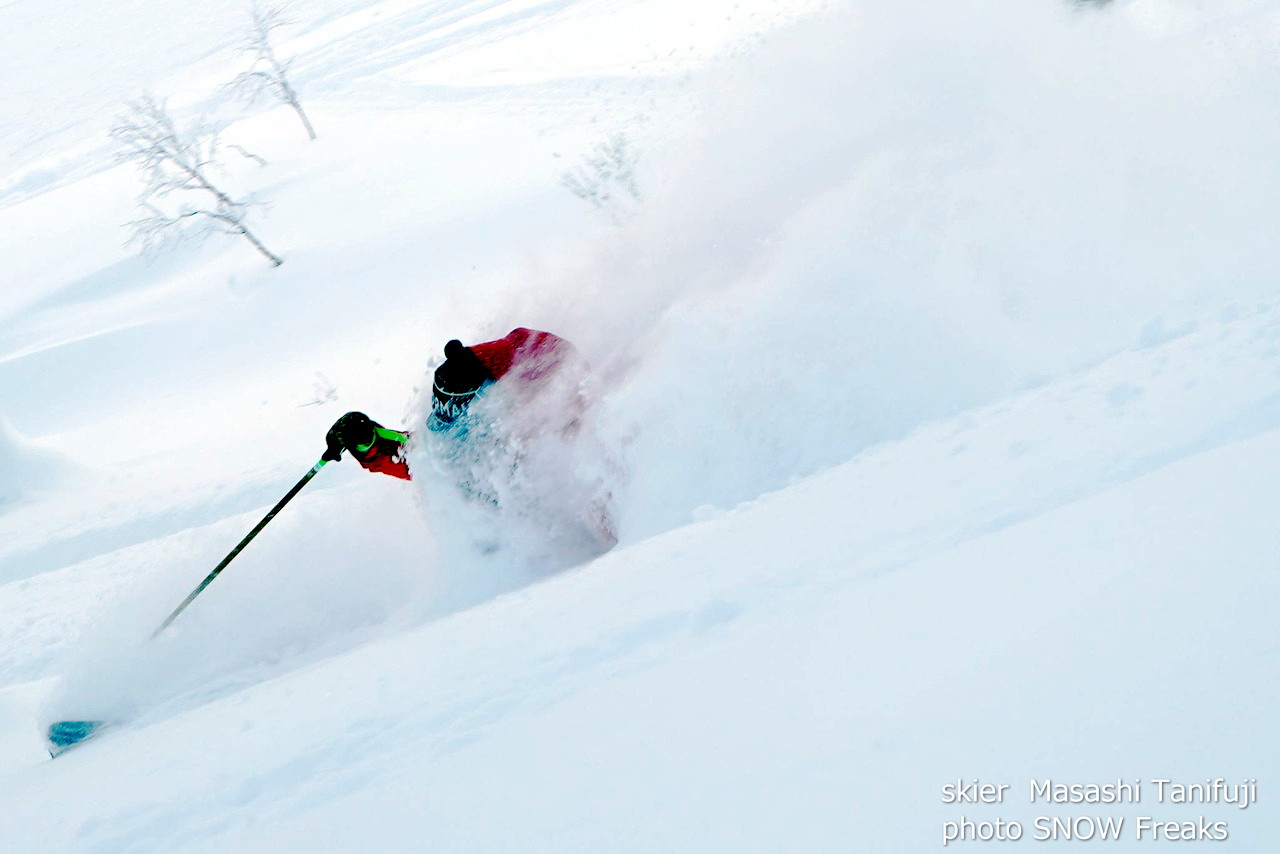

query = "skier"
[[324, 327, 614, 552], [322, 328, 581, 477]]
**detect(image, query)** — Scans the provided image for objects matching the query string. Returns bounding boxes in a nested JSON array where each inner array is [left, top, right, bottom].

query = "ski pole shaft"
[[152, 459, 328, 638]]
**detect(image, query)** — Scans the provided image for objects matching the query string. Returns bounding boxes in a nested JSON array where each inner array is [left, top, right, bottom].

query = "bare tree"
[[561, 134, 641, 224], [298, 372, 338, 407], [111, 95, 283, 267], [228, 2, 316, 140]]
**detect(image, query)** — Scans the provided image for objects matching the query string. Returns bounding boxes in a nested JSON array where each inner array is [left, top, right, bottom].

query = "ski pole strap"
[[152, 459, 328, 637]]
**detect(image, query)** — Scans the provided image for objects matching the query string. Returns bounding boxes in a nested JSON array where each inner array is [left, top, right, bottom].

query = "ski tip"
[[47, 720, 107, 757]]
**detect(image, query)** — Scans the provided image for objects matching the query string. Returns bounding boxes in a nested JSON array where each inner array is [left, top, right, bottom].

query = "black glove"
[[322, 427, 344, 462], [323, 411, 377, 461]]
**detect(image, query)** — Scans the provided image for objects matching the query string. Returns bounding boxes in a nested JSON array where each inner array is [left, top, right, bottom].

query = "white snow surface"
[[2, 0, 1279, 850]]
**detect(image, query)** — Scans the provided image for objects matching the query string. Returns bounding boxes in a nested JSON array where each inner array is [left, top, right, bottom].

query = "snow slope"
[[5, 305, 1280, 852], [1, 0, 1279, 850]]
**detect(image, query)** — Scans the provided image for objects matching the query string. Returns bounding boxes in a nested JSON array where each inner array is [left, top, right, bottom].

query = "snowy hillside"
[[2, 0, 1279, 851]]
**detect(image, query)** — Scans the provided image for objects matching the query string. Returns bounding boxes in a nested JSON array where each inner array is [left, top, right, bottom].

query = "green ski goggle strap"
[[376, 426, 409, 444], [356, 426, 408, 453]]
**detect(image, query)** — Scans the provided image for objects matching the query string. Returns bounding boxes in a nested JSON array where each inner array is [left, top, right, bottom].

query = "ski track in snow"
[[2, 0, 1280, 850]]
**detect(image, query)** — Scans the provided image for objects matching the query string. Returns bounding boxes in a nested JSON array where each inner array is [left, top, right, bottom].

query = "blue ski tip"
[[47, 720, 106, 757]]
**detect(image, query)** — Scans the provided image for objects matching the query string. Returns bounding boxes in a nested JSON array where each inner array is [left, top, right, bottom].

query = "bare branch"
[[228, 144, 268, 166], [111, 96, 283, 267], [298, 372, 338, 407], [225, 1, 317, 140], [561, 133, 641, 225]]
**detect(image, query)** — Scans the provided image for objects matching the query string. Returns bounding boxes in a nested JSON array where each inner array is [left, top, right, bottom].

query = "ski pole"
[[152, 459, 328, 638]]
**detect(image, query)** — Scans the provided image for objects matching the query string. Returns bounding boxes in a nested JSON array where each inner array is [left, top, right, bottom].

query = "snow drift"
[[0, 414, 76, 507]]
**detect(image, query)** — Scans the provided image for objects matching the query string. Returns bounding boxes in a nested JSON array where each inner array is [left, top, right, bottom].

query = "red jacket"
[[470, 328, 573, 386]]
